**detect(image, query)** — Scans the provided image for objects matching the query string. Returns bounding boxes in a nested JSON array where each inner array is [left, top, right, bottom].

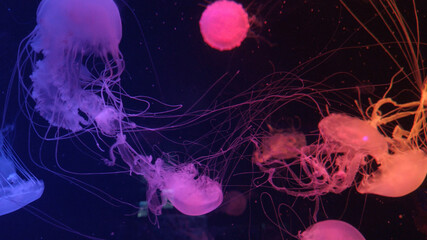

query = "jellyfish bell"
[[0, 133, 44, 216], [33, 0, 122, 54], [299, 220, 365, 240], [199, 0, 250, 51], [318, 113, 388, 156], [357, 149, 427, 197], [161, 163, 223, 216]]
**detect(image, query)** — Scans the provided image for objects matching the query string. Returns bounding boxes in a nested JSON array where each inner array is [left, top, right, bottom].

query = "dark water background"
[[0, 0, 426, 239]]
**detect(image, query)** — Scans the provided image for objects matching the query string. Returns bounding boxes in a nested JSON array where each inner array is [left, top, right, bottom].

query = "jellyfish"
[[253, 127, 307, 164], [298, 220, 365, 240], [318, 113, 388, 156], [199, 0, 250, 51], [252, 122, 365, 197], [112, 139, 223, 216], [17, 0, 224, 218], [317, 112, 427, 197], [337, 0, 427, 197], [0, 131, 44, 216], [313, 113, 427, 197], [161, 163, 223, 216], [23, 0, 124, 133]]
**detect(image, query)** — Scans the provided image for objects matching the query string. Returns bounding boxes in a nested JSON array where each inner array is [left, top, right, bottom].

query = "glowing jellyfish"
[[317, 113, 427, 197], [161, 163, 223, 216], [337, 0, 427, 197], [318, 113, 387, 156], [15, 0, 225, 218], [253, 128, 307, 164], [299, 220, 365, 240], [0, 132, 44, 216], [25, 0, 124, 133], [252, 123, 363, 197], [357, 149, 427, 197], [112, 141, 223, 216], [199, 0, 250, 51]]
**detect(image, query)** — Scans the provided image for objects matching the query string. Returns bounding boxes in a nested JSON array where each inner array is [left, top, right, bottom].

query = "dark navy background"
[[0, 0, 426, 239]]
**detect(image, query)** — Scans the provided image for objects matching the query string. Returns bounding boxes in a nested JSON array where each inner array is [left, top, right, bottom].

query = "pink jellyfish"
[[252, 123, 362, 197], [161, 163, 223, 216], [0, 131, 44, 216], [113, 139, 223, 216], [23, 0, 124, 133], [199, 0, 250, 51], [299, 220, 365, 240]]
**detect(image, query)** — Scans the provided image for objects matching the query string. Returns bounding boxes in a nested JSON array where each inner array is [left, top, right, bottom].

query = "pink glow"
[[199, 0, 250, 51]]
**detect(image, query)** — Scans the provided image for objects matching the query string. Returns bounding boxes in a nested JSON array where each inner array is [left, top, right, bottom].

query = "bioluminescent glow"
[[0, 129, 44, 216], [17, 0, 223, 217], [199, 0, 249, 51]]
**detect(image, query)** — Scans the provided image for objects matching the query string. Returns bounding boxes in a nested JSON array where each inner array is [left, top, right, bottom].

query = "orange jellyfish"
[[339, 0, 427, 197], [199, 0, 250, 51], [298, 220, 365, 240], [319, 113, 427, 197]]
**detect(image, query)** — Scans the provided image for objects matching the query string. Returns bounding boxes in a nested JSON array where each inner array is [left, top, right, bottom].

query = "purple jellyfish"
[[22, 0, 124, 134], [0, 130, 44, 216], [17, 0, 223, 216]]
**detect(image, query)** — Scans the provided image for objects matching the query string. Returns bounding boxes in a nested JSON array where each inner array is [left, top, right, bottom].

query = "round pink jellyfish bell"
[[299, 220, 365, 240], [162, 164, 223, 216], [199, 0, 250, 51]]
